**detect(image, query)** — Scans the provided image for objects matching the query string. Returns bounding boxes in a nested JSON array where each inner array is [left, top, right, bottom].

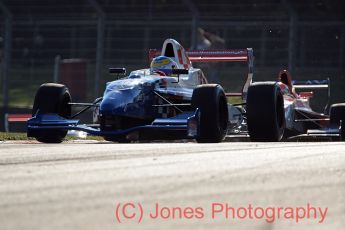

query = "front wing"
[[27, 110, 200, 140]]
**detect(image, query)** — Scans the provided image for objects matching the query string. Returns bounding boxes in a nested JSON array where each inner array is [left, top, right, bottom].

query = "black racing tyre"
[[247, 82, 285, 142], [329, 103, 345, 141], [32, 83, 71, 143], [191, 84, 228, 143], [330, 103, 345, 127]]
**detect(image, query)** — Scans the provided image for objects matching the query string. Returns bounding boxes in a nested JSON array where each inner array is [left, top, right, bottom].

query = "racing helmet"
[[150, 56, 177, 76]]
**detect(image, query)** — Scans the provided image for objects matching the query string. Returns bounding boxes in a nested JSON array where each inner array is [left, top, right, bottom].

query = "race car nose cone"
[[99, 85, 155, 119], [100, 89, 137, 114]]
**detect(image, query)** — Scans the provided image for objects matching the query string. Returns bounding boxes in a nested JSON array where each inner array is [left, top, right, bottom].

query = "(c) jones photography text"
[[115, 202, 328, 224]]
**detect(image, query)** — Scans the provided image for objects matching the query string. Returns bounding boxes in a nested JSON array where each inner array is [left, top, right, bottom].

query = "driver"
[[150, 56, 177, 76]]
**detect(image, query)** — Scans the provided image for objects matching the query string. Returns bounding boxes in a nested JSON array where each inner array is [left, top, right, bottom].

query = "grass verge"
[[0, 132, 33, 141], [0, 132, 104, 141]]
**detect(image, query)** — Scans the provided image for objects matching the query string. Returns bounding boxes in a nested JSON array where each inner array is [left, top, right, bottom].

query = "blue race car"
[[28, 39, 252, 143]]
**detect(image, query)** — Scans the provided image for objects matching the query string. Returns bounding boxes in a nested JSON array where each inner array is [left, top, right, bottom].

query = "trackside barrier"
[[4, 113, 31, 132]]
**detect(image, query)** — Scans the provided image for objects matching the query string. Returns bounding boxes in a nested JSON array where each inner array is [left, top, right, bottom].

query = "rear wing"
[[293, 78, 331, 113], [149, 48, 253, 67], [186, 49, 252, 63], [149, 48, 254, 99], [293, 79, 330, 89]]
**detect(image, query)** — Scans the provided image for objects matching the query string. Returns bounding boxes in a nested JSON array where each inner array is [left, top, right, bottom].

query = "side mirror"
[[172, 69, 188, 83], [109, 68, 126, 75]]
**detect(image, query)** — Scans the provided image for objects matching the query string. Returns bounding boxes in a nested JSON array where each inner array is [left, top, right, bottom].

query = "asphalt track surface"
[[0, 141, 345, 230]]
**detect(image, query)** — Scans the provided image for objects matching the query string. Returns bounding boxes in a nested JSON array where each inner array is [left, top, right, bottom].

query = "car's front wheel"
[[246, 82, 285, 141], [31, 83, 71, 143], [330, 103, 345, 141]]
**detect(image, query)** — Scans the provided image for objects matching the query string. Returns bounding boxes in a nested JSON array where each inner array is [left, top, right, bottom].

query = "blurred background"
[[0, 0, 344, 131]]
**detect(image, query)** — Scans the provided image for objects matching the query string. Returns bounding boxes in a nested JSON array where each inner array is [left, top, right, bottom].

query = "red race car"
[[246, 70, 345, 141]]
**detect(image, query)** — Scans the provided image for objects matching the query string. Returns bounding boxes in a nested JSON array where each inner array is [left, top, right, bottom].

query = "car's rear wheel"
[[31, 83, 71, 143], [329, 103, 345, 141], [247, 82, 285, 141], [191, 84, 228, 143]]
